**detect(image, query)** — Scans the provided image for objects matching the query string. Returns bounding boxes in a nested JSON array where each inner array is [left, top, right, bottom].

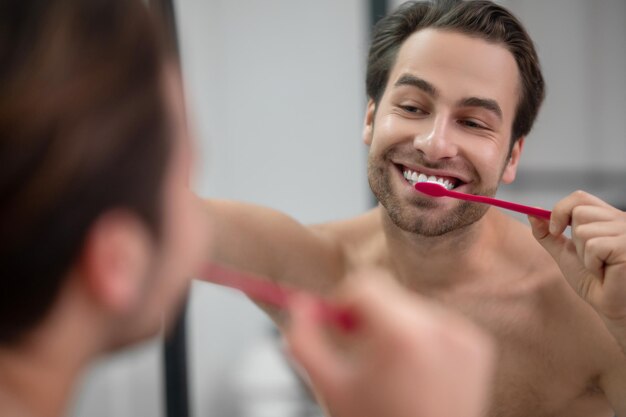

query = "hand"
[[528, 191, 626, 331], [284, 273, 494, 417]]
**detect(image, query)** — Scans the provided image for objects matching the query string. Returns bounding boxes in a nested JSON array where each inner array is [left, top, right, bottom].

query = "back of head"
[[366, 0, 545, 142], [0, 0, 171, 344]]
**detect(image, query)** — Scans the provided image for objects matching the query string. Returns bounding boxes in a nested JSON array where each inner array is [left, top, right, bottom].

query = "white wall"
[[176, 0, 369, 416]]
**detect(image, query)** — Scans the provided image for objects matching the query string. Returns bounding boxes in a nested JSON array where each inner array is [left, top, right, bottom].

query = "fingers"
[[582, 237, 612, 279], [284, 293, 345, 398], [527, 215, 569, 261], [572, 222, 626, 277], [550, 190, 617, 235], [531, 191, 625, 265], [584, 235, 626, 279], [528, 215, 550, 240], [565, 200, 626, 277], [570, 205, 619, 226]]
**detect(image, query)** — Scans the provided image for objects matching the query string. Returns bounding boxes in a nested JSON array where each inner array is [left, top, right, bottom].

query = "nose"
[[412, 115, 458, 161]]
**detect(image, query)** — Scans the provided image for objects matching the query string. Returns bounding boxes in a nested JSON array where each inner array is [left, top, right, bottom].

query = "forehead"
[[387, 28, 520, 115]]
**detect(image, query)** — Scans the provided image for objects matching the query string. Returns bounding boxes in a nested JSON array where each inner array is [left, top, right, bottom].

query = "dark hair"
[[0, 0, 172, 343], [366, 0, 545, 143]]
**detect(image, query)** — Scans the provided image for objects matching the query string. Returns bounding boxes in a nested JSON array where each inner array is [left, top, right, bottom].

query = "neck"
[[380, 207, 506, 293], [0, 283, 104, 417], [0, 344, 79, 417]]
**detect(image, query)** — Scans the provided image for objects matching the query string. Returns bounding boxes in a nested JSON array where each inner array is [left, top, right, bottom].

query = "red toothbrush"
[[202, 263, 359, 332], [414, 182, 552, 220]]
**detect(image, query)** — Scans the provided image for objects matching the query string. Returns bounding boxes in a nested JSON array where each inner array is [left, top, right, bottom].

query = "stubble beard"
[[367, 157, 496, 237]]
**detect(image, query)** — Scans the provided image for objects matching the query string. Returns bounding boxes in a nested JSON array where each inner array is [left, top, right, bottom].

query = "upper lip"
[[395, 162, 470, 184]]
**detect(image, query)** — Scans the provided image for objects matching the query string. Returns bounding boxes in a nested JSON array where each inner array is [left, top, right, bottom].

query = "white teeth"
[[402, 168, 456, 190]]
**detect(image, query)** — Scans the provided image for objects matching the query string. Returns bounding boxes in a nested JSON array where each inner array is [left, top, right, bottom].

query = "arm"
[[284, 272, 495, 417], [528, 190, 626, 414], [528, 191, 626, 350], [202, 199, 346, 291]]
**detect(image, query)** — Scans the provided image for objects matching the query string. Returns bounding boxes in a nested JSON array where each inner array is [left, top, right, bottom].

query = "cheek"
[[371, 115, 412, 150], [465, 144, 505, 182]]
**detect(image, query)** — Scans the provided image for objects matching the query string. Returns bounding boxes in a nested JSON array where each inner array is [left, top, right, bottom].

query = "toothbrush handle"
[[449, 191, 552, 220]]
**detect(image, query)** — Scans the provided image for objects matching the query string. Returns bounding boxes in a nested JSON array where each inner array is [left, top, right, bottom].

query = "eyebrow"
[[458, 97, 502, 121], [393, 73, 503, 121], [394, 74, 438, 97]]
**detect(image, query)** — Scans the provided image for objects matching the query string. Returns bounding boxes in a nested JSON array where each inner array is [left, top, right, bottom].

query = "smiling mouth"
[[399, 166, 462, 190]]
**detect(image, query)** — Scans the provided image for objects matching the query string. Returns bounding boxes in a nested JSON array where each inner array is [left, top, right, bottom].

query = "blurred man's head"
[[0, 0, 208, 350]]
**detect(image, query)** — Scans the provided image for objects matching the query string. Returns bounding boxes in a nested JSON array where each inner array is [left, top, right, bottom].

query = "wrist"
[[602, 316, 626, 356]]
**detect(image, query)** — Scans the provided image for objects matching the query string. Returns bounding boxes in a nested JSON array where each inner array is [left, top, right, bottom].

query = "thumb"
[[527, 215, 569, 262]]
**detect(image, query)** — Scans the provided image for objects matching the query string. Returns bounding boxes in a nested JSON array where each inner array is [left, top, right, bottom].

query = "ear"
[[362, 98, 376, 146], [501, 137, 524, 184], [79, 210, 153, 314]]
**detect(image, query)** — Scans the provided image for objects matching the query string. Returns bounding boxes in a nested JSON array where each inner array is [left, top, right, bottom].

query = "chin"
[[388, 203, 485, 237], [377, 183, 490, 237]]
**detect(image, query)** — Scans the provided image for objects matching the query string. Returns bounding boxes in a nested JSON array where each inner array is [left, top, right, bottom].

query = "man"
[[0, 1, 210, 414], [0, 1, 495, 416], [205, 1, 626, 416]]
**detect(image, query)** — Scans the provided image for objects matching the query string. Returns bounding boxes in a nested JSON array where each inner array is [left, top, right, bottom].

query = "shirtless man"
[[0, 1, 494, 417], [205, 1, 626, 415]]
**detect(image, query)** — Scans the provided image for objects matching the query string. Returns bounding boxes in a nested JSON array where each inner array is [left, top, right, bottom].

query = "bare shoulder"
[[311, 207, 386, 274], [490, 213, 617, 348], [496, 213, 556, 270], [503, 215, 626, 388]]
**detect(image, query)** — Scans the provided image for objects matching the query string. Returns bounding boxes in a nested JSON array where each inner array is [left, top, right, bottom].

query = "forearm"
[[203, 199, 286, 277], [201, 198, 344, 290]]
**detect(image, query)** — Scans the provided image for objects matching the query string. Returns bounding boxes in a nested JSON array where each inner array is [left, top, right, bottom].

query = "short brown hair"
[[0, 0, 172, 343], [366, 0, 545, 143]]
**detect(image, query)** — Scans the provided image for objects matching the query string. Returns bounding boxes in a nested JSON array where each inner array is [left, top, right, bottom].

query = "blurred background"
[[69, 0, 626, 416]]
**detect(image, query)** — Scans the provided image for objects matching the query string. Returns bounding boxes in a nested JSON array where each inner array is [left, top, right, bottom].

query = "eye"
[[458, 119, 487, 129], [399, 105, 427, 115]]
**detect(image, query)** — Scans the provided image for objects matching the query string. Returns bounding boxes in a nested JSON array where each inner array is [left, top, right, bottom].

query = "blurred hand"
[[284, 273, 494, 417], [529, 191, 626, 346]]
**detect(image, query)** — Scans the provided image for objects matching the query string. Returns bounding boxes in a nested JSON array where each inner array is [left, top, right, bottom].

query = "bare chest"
[[486, 330, 612, 417], [434, 290, 614, 417]]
